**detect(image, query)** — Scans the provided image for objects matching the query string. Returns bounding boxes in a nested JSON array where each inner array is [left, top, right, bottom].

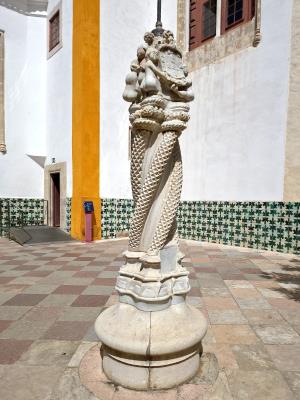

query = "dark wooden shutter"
[[189, 0, 202, 50], [189, 0, 217, 50], [49, 10, 60, 51]]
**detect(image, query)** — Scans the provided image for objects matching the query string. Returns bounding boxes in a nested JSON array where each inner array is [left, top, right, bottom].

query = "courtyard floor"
[[0, 237, 299, 399]]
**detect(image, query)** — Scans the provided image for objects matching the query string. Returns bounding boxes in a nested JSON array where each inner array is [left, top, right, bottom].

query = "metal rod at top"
[[157, 0, 161, 23], [152, 0, 164, 35]]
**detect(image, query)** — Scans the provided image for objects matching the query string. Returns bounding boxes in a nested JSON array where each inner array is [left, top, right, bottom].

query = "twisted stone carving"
[[130, 130, 147, 202], [129, 130, 178, 250], [120, 29, 194, 311], [95, 24, 208, 392], [149, 138, 182, 252]]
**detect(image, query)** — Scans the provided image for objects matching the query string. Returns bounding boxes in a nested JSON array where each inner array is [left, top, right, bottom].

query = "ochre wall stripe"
[[71, 0, 101, 240]]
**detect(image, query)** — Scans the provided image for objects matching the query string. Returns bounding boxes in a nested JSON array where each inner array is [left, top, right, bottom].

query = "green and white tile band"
[[1, 198, 299, 255], [0, 198, 45, 237], [101, 199, 299, 255]]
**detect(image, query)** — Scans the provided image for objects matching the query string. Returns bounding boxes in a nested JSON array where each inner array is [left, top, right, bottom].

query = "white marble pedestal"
[[94, 302, 207, 390]]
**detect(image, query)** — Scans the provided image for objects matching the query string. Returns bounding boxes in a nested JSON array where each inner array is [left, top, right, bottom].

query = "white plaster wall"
[[101, 0, 292, 202], [46, 0, 72, 197], [0, 7, 46, 198], [100, 0, 177, 199], [181, 0, 293, 201]]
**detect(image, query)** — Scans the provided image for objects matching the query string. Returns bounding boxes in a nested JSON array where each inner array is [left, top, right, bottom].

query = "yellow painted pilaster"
[[71, 0, 101, 240]]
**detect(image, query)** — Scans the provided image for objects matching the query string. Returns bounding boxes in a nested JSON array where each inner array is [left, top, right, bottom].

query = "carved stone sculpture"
[[95, 26, 207, 391], [118, 29, 196, 312]]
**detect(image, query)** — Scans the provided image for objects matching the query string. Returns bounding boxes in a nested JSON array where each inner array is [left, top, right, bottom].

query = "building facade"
[[0, 0, 299, 254]]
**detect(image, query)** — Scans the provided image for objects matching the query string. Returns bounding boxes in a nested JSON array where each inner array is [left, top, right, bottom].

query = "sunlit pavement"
[[0, 237, 299, 399]]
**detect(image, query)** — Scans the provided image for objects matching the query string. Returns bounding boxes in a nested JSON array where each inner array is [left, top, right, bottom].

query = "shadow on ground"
[[260, 258, 300, 302]]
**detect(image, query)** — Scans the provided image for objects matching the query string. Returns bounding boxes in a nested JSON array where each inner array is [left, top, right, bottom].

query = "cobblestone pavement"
[[0, 237, 299, 400]]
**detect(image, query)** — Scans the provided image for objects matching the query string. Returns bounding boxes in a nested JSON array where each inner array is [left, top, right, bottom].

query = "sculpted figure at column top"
[[119, 28, 194, 312]]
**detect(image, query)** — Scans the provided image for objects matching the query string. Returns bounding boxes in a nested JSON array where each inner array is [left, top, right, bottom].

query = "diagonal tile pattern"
[[0, 237, 299, 399]]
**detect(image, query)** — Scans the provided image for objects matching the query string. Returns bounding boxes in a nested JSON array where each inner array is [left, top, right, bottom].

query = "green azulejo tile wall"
[[1, 198, 299, 255], [101, 198, 134, 239], [0, 198, 46, 237], [177, 201, 299, 254], [66, 197, 72, 233], [100, 199, 300, 255], [65, 198, 134, 235]]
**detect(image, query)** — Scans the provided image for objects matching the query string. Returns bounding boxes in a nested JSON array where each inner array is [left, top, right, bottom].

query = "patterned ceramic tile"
[[101, 199, 300, 255], [115, 198, 134, 234], [65, 198, 71, 233], [2, 198, 299, 254], [0, 198, 46, 238], [101, 198, 117, 239]]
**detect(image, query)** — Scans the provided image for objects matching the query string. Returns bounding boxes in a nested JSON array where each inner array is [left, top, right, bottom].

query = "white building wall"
[[1, 0, 292, 202], [46, 0, 73, 197], [100, 0, 177, 199], [0, 7, 46, 198], [181, 0, 292, 201], [100, 0, 292, 202]]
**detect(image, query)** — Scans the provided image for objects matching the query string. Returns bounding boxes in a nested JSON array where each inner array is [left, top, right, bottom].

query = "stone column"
[[95, 27, 207, 391], [0, 31, 6, 154]]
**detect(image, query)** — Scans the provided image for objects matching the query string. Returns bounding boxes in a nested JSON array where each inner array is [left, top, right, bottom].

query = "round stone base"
[[94, 302, 208, 390], [101, 346, 201, 390], [79, 345, 221, 400]]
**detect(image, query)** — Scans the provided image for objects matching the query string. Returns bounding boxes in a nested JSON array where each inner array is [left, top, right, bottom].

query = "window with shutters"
[[189, 0, 255, 51], [190, 0, 217, 50], [221, 0, 255, 33], [47, 1, 63, 58], [49, 11, 60, 52]]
